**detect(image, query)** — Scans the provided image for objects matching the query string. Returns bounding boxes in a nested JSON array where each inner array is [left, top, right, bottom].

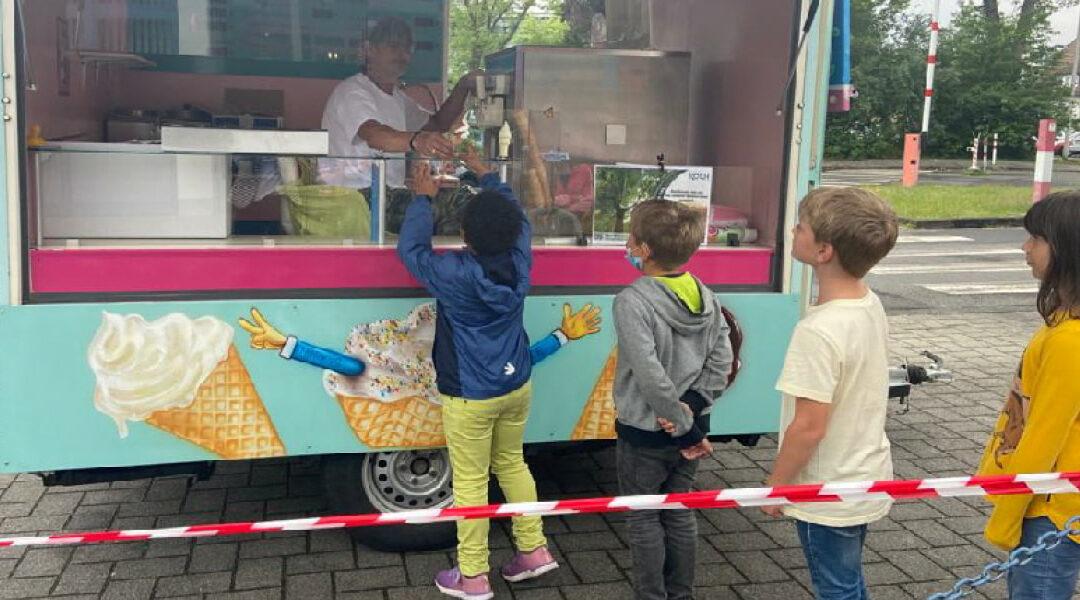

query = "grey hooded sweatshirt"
[[612, 275, 734, 446]]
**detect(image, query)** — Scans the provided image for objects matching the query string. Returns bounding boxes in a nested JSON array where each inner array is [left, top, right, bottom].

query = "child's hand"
[[760, 505, 785, 518], [656, 403, 694, 435], [409, 161, 439, 197], [657, 417, 677, 434], [679, 439, 713, 461], [462, 145, 493, 177], [559, 303, 602, 340], [238, 308, 287, 350]]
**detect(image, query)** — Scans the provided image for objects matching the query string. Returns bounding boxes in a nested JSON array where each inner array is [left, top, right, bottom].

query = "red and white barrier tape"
[[3, 471, 1079, 548]]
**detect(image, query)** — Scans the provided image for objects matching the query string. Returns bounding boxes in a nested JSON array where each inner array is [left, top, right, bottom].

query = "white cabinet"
[[37, 142, 230, 239]]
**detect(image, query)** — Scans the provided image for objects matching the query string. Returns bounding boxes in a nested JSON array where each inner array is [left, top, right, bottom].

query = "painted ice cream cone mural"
[[569, 306, 745, 441], [571, 347, 619, 441], [239, 302, 604, 449], [88, 313, 286, 459], [324, 304, 443, 448]]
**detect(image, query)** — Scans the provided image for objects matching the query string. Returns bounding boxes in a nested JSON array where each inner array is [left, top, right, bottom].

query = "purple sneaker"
[[500, 546, 559, 582], [434, 566, 493, 600]]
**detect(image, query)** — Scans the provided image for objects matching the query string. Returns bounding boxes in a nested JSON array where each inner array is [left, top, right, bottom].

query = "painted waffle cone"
[[146, 345, 285, 459], [571, 347, 618, 440], [334, 393, 445, 449]]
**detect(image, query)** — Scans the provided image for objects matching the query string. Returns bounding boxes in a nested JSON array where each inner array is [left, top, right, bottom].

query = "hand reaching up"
[[409, 161, 439, 198]]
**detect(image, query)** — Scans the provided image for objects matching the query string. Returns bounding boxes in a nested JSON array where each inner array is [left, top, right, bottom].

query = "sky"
[[910, 0, 1079, 45]]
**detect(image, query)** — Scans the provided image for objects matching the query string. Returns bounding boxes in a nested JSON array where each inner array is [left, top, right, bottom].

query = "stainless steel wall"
[[497, 47, 690, 166]]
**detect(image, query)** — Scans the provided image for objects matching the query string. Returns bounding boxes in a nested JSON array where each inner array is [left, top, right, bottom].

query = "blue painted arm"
[[529, 330, 568, 366], [280, 337, 365, 377]]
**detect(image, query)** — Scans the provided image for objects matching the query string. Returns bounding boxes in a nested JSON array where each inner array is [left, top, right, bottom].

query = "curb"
[[823, 160, 1080, 174], [901, 217, 1024, 229]]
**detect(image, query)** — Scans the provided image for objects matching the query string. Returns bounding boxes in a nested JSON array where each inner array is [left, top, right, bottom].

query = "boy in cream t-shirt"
[[762, 187, 900, 600]]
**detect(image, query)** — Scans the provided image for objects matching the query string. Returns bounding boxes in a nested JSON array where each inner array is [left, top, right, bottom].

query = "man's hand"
[[679, 439, 713, 461], [559, 303, 601, 340], [462, 145, 493, 177], [760, 505, 785, 518], [454, 69, 486, 96], [411, 131, 454, 159], [238, 308, 287, 350], [409, 161, 439, 197]]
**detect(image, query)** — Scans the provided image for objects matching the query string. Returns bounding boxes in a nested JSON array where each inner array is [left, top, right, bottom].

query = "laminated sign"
[[592, 164, 713, 244]]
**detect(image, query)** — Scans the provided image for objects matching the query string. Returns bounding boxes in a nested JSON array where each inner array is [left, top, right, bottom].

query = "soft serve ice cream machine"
[[472, 47, 691, 209]]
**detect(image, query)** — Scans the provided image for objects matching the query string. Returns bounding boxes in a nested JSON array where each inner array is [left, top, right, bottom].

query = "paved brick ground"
[[0, 312, 1045, 599]]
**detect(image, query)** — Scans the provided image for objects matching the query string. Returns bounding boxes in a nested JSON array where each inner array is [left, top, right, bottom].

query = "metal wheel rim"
[[360, 449, 454, 513]]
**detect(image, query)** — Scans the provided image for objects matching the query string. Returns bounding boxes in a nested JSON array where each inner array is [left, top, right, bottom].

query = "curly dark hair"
[[1023, 191, 1080, 325], [462, 190, 524, 256]]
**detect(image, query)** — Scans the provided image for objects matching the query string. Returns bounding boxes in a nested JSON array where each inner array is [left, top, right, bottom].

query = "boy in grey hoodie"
[[615, 199, 734, 600]]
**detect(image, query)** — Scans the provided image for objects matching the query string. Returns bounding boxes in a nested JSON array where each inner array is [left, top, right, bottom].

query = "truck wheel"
[[322, 450, 456, 552]]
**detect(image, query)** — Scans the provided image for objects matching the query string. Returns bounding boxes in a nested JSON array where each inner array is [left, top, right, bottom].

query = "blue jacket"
[[397, 173, 534, 399]]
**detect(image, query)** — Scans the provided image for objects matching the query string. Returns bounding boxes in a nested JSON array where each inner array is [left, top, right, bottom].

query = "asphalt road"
[[868, 227, 1036, 314]]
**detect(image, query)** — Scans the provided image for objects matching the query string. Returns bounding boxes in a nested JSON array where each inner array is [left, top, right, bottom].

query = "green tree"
[[560, 0, 604, 47], [593, 168, 684, 233], [927, 4, 1067, 158], [825, 0, 928, 159], [826, 0, 1068, 159], [513, 6, 570, 47], [448, 1, 572, 83]]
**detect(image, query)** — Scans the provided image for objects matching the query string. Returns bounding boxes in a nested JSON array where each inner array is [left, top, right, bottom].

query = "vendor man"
[[321, 16, 481, 231]]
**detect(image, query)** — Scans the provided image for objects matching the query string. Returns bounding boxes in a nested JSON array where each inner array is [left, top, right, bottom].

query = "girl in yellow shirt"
[[977, 191, 1080, 599]]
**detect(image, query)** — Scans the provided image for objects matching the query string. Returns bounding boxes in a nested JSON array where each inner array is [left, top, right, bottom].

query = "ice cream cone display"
[[571, 347, 618, 440], [322, 303, 446, 448], [89, 313, 286, 459]]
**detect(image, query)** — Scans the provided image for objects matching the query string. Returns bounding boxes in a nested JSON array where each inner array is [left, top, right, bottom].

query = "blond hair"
[[799, 187, 899, 278], [629, 200, 706, 269]]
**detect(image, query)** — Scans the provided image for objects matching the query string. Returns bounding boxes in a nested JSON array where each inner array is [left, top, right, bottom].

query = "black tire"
[[322, 451, 457, 552]]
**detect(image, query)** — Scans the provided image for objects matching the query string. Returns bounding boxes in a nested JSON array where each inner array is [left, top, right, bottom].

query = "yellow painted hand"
[[559, 303, 602, 340], [238, 308, 287, 350]]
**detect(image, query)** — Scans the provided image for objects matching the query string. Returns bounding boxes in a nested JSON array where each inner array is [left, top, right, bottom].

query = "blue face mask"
[[625, 249, 644, 271]]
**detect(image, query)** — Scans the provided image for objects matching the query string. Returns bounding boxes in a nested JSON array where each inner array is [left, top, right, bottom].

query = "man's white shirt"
[[319, 72, 431, 189]]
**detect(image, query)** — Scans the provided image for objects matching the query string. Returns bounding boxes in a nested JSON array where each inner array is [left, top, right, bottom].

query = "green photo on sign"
[[592, 165, 712, 244]]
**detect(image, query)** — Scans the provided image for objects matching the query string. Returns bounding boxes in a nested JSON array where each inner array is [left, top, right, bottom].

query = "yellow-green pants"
[[442, 381, 547, 576]]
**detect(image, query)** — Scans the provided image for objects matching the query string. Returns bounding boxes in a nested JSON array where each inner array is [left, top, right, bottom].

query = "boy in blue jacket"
[[399, 155, 557, 600]]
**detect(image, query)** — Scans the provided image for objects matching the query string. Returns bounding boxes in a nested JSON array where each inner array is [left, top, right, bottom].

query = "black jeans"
[[617, 439, 699, 600]]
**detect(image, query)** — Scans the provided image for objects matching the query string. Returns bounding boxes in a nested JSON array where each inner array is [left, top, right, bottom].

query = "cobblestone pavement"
[[0, 312, 1044, 599]]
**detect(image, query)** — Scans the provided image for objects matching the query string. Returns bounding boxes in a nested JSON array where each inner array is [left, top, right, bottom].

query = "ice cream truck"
[[0, 0, 850, 551]]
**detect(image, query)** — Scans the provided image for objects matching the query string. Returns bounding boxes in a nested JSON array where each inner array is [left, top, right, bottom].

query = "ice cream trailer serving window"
[[13, 0, 801, 302]]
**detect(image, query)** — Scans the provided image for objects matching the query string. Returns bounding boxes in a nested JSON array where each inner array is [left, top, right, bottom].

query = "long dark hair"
[[1024, 191, 1080, 324]]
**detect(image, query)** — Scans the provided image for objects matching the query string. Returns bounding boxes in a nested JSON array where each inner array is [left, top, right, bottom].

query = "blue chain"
[[927, 516, 1080, 600]]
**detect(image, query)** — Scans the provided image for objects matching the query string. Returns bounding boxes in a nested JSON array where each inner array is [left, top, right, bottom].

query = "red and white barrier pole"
[[921, 0, 941, 134], [2, 471, 1080, 548], [992, 133, 998, 167], [902, 133, 921, 187], [903, 0, 941, 183], [982, 136, 989, 170], [969, 135, 980, 170], [1034, 119, 1056, 202]]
